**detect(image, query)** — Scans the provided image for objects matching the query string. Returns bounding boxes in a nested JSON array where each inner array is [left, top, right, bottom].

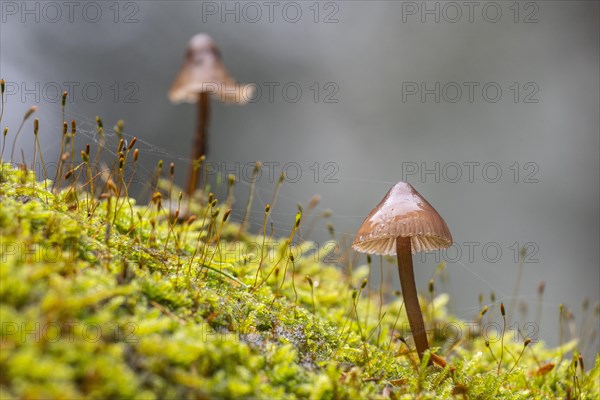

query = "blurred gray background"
[[1, 1, 598, 358]]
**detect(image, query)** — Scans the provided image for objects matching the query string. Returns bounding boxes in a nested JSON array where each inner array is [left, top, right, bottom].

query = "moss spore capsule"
[[128, 137, 137, 150], [480, 306, 488, 317], [223, 209, 231, 222]]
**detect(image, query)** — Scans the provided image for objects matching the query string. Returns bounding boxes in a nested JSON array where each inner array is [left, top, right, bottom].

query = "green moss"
[[0, 161, 598, 399]]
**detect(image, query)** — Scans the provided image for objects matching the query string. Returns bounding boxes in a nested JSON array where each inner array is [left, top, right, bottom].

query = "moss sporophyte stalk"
[[0, 82, 599, 398]]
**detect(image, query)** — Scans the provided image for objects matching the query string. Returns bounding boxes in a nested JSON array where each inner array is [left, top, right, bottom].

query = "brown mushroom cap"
[[352, 182, 452, 255], [169, 33, 253, 104]]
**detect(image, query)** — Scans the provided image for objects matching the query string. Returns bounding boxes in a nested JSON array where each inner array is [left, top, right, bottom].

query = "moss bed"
[[0, 157, 598, 398]]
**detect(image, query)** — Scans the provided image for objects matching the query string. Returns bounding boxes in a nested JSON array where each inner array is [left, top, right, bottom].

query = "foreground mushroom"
[[169, 33, 253, 195], [352, 182, 452, 364]]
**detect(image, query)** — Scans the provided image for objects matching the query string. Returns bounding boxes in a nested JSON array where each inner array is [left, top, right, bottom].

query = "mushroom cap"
[[169, 33, 253, 104], [352, 182, 452, 255]]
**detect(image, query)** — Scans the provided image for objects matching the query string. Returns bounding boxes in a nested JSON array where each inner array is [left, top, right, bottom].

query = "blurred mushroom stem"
[[396, 236, 431, 364], [185, 92, 210, 195]]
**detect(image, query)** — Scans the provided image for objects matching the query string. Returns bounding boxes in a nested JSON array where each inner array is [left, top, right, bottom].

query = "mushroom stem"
[[185, 91, 210, 195], [396, 236, 430, 363]]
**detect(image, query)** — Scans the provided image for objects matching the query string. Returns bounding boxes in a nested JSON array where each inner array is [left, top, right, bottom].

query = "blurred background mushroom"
[[353, 182, 452, 364], [169, 33, 254, 195]]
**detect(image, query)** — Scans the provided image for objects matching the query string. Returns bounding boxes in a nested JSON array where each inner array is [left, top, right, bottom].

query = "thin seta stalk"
[[253, 204, 271, 288], [10, 106, 37, 163], [509, 246, 527, 323], [93, 116, 104, 167], [238, 161, 262, 239], [256, 210, 301, 289], [32, 118, 48, 201], [168, 162, 175, 219], [225, 173, 236, 208], [506, 338, 532, 376], [205, 208, 232, 285], [0, 127, 8, 162], [497, 302, 507, 376], [68, 120, 78, 204], [54, 121, 68, 194], [80, 144, 94, 216], [535, 280, 545, 334], [53, 91, 68, 193], [111, 154, 126, 225], [163, 192, 183, 257], [377, 255, 384, 346], [186, 155, 205, 212], [124, 145, 139, 229], [0, 79, 6, 161], [0, 79, 5, 126], [386, 291, 406, 352], [188, 194, 216, 281]]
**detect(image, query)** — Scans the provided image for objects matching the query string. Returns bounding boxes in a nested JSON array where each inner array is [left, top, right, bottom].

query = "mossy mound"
[[1, 164, 598, 399]]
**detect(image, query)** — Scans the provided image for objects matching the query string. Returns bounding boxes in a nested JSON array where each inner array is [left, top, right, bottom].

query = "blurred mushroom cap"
[[352, 182, 452, 256], [169, 33, 254, 104]]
